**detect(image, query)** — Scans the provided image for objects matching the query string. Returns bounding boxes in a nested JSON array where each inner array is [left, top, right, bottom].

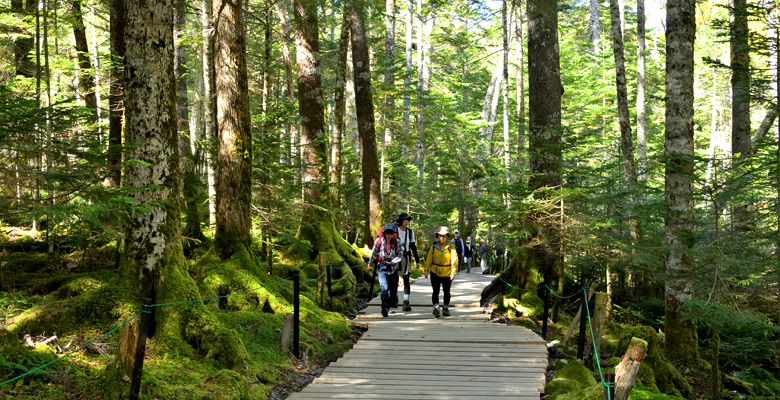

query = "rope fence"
[[3, 258, 614, 399], [0, 262, 363, 395]]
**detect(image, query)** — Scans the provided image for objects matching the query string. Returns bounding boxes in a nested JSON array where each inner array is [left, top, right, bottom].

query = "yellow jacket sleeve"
[[423, 246, 433, 274], [448, 244, 458, 276]]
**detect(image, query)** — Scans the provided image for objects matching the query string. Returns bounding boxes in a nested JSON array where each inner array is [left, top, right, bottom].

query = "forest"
[[0, 0, 778, 398]]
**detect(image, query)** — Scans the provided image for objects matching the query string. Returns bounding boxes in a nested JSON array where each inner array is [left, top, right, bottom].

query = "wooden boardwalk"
[[288, 272, 548, 399]]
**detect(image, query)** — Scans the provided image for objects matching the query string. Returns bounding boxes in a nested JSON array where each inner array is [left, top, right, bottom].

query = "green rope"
[[584, 288, 614, 399], [547, 286, 588, 299], [301, 269, 328, 282], [150, 276, 294, 308], [0, 313, 141, 388]]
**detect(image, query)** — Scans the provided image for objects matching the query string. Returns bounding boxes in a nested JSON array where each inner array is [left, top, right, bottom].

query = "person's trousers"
[[378, 270, 399, 310], [463, 256, 472, 273], [430, 273, 451, 306]]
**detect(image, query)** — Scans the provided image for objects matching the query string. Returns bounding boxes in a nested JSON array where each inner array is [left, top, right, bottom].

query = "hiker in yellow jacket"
[[423, 226, 458, 318]]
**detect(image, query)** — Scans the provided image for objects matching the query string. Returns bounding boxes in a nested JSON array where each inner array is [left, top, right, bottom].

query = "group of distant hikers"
[[365, 212, 499, 318]]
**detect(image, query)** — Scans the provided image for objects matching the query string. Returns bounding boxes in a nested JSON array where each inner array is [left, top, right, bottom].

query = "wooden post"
[[563, 282, 596, 345], [589, 292, 608, 361], [603, 372, 615, 400], [293, 271, 300, 358], [281, 312, 293, 349], [326, 262, 333, 311], [614, 337, 648, 400], [129, 298, 152, 400], [577, 281, 590, 360], [540, 285, 550, 340], [316, 252, 326, 307], [368, 264, 378, 299]]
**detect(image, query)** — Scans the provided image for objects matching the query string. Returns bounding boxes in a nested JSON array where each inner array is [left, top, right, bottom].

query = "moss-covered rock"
[[212, 369, 249, 400], [552, 359, 597, 387], [546, 378, 582, 399], [554, 384, 603, 400]]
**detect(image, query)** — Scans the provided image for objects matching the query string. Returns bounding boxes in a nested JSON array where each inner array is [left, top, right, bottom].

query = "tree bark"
[[12, 0, 37, 78], [106, 1, 184, 396], [516, 4, 525, 177], [382, 0, 396, 203], [636, 0, 648, 183], [731, 0, 751, 228], [609, 0, 639, 243], [402, 0, 413, 139], [213, 0, 252, 258], [295, 0, 328, 216], [203, 0, 217, 230], [331, 14, 349, 213], [106, 0, 126, 188], [614, 337, 648, 400], [174, 0, 203, 240], [275, 0, 300, 186], [589, 0, 600, 54], [664, 0, 699, 364], [502, 0, 511, 184], [348, 0, 382, 246], [528, 0, 563, 318], [70, 0, 98, 121]]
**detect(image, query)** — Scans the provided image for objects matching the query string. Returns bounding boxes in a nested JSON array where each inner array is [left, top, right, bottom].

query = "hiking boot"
[[402, 300, 412, 312], [381, 307, 389, 317], [389, 308, 396, 314], [442, 306, 451, 317], [432, 306, 440, 318]]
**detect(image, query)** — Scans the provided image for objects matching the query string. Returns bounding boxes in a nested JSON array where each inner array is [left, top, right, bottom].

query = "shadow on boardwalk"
[[288, 273, 549, 399]]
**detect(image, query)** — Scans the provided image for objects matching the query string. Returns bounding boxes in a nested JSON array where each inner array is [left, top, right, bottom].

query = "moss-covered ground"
[[0, 233, 368, 399]]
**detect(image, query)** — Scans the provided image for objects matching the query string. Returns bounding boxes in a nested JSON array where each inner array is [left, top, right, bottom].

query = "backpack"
[[377, 222, 399, 240]]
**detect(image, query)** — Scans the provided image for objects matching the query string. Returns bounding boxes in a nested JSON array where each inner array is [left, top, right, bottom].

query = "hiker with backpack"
[[463, 236, 475, 273], [396, 212, 420, 311], [479, 238, 491, 273], [451, 230, 465, 273], [366, 223, 404, 317], [423, 226, 459, 317]]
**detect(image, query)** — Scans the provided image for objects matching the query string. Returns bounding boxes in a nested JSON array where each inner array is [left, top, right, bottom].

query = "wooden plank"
[[336, 351, 548, 363], [299, 385, 541, 394], [289, 394, 541, 400], [324, 366, 545, 375], [332, 357, 548, 367]]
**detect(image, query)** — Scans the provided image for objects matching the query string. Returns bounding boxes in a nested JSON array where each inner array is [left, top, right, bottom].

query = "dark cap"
[[383, 223, 397, 235], [396, 212, 413, 224]]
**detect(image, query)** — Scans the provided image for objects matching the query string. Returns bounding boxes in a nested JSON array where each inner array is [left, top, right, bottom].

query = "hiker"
[[423, 226, 458, 317], [479, 238, 491, 273], [366, 223, 404, 317], [463, 236, 474, 273], [451, 229, 465, 273], [396, 212, 420, 311]]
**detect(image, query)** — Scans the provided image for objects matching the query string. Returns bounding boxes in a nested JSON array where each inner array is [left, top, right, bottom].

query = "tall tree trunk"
[[213, 0, 252, 258], [528, 0, 563, 318], [609, 0, 639, 241], [106, 0, 126, 188], [13, 0, 37, 78], [402, 0, 413, 140], [415, 0, 425, 192], [731, 0, 751, 228], [636, 0, 648, 183], [71, 0, 98, 121], [516, 4, 525, 176], [589, 0, 600, 54], [664, 0, 699, 364], [275, 0, 299, 186], [382, 0, 396, 204], [105, 0, 184, 396], [502, 0, 511, 184], [175, 0, 203, 240], [331, 14, 349, 214], [203, 0, 217, 230], [348, 0, 382, 246], [260, 9, 273, 260]]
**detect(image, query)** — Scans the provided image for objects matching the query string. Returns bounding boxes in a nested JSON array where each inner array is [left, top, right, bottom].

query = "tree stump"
[[614, 337, 648, 400]]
